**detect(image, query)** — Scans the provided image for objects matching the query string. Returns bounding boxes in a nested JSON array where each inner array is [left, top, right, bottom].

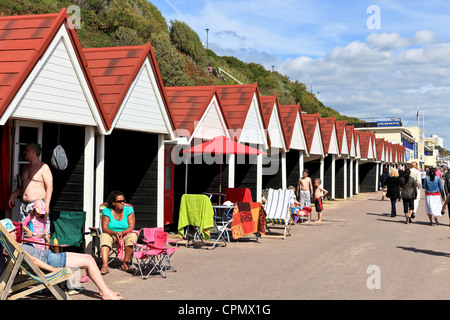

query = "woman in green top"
[[100, 191, 137, 274]]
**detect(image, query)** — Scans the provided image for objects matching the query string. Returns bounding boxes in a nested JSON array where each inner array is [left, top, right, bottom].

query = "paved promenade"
[[72, 190, 450, 301]]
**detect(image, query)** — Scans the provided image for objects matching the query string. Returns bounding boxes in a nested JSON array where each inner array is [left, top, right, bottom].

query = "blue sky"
[[150, 0, 450, 150]]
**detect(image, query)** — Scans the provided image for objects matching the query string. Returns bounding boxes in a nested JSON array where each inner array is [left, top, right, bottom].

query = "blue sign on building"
[[377, 121, 401, 127]]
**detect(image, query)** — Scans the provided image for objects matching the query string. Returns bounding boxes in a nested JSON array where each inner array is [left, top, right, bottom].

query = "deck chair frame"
[[263, 189, 296, 239], [0, 224, 72, 300]]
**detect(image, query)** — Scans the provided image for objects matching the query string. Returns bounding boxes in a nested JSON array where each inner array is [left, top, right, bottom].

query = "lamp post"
[[206, 28, 209, 49]]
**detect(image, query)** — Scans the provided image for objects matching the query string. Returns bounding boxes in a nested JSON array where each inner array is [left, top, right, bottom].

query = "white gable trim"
[[340, 130, 349, 156], [328, 125, 339, 155], [310, 122, 324, 156], [189, 95, 230, 143], [356, 138, 361, 159], [290, 113, 307, 152], [267, 104, 286, 151], [0, 24, 106, 134], [349, 135, 356, 157], [112, 57, 174, 139], [239, 93, 268, 149]]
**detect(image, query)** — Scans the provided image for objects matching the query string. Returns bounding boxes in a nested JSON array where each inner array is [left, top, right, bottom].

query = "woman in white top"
[[410, 162, 422, 219]]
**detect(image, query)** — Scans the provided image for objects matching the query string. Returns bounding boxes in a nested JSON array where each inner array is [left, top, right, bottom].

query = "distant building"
[[431, 134, 444, 148]]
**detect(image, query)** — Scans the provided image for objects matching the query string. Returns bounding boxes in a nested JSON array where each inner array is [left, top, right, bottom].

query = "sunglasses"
[[114, 200, 126, 204]]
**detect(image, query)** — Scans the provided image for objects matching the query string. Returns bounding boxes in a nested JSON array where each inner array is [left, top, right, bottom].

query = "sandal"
[[120, 263, 135, 274], [100, 265, 109, 275]]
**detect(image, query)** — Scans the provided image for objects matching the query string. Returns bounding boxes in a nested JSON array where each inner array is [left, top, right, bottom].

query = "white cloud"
[[278, 30, 450, 147]]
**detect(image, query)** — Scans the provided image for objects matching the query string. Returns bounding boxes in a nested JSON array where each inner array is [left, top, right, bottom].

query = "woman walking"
[[423, 167, 444, 226], [400, 168, 418, 224], [385, 168, 401, 217], [409, 162, 422, 219]]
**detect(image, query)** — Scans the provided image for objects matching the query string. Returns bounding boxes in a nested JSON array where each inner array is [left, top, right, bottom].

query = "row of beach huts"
[[0, 9, 405, 242]]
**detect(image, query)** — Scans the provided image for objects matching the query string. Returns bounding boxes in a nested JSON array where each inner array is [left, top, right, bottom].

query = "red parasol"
[[182, 136, 266, 204]]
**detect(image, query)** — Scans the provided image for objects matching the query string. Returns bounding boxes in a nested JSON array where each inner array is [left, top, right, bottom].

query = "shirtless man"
[[9, 143, 53, 225], [297, 169, 313, 208]]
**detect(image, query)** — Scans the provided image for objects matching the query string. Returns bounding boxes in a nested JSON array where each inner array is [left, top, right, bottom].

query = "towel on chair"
[[178, 194, 215, 241], [231, 202, 266, 240]]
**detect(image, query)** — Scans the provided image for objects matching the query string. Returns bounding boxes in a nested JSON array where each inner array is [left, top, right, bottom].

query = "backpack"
[[51, 144, 68, 171]]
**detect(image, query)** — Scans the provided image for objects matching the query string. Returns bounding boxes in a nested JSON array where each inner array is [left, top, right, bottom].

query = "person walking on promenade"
[[400, 168, 418, 224], [423, 167, 444, 226], [410, 161, 422, 219], [380, 167, 389, 201], [385, 168, 401, 217]]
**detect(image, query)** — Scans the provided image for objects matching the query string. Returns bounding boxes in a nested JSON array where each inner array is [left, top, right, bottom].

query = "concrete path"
[[72, 190, 450, 301]]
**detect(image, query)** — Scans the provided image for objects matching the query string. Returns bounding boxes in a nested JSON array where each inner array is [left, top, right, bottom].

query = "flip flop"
[[119, 263, 135, 274], [100, 265, 109, 275]]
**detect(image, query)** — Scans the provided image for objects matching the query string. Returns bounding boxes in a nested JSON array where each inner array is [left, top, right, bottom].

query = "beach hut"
[[376, 138, 387, 188], [345, 125, 357, 197], [335, 121, 349, 199], [354, 130, 362, 195], [358, 132, 378, 192], [164, 86, 230, 223], [0, 9, 107, 229], [301, 113, 325, 188], [83, 43, 176, 229], [215, 84, 269, 201], [279, 103, 308, 190], [319, 117, 340, 200], [260, 95, 288, 190]]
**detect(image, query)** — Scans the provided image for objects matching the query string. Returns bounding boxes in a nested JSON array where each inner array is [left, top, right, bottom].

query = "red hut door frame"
[[164, 146, 175, 225]]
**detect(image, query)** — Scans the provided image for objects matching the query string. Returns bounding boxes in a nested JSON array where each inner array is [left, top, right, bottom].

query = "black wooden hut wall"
[[359, 162, 377, 193], [286, 150, 300, 188], [262, 150, 282, 190], [103, 130, 158, 229], [42, 123, 85, 213], [303, 158, 321, 187], [334, 158, 346, 198], [234, 153, 258, 201], [346, 159, 352, 198]]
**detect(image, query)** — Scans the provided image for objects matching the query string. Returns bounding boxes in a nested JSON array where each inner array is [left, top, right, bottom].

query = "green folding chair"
[[50, 211, 86, 253]]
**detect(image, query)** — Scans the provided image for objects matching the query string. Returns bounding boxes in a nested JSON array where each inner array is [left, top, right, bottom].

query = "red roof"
[[302, 113, 322, 154], [319, 117, 336, 155], [376, 138, 385, 160], [83, 43, 173, 131], [279, 103, 302, 150], [215, 83, 267, 142], [0, 9, 107, 129], [165, 85, 228, 136], [358, 132, 373, 159]]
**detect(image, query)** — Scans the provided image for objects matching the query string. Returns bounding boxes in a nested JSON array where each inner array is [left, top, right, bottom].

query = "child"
[[313, 178, 328, 223], [22, 200, 49, 250], [297, 169, 313, 207]]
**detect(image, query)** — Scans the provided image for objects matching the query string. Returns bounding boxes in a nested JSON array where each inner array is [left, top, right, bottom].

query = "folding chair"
[[50, 211, 86, 253], [138, 228, 179, 273], [264, 188, 295, 239], [132, 230, 171, 279], [89, 203, 134, 265], [178, 194, 218, 249], [0, 223, 73, 300], [12, 221, 68, 252]]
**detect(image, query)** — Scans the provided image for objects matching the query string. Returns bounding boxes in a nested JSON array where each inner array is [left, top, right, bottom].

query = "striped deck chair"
[[0, 223, 73, 300], [264, 188, 296, 239]]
